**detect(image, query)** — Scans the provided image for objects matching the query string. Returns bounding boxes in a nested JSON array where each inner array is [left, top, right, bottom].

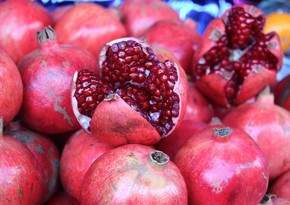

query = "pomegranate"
[[274, 74, 290, 111], [154, 119, 207, 159], [119, 0, 180, 37], [0, 0, 53, 63], [0, 117, 44, 204], [54, 2, 127, 61], [259, 194, 290, 205], [183, 81, 213, 122], [192, 5, 283, 107], [71, 37, 188, 146], [174, 124, 269, 205], [223, 89, 290, 180], [4, 120, 60, 204], [269, 169, 290, 200], [46, 189, 77, 205], [80, 144, 188, 204], [50, 4, 74, 23], [0, 49, 23, 126], [60, 129, 112, 201], [143, 19, 201, 74], [18, 26, 98, 134]]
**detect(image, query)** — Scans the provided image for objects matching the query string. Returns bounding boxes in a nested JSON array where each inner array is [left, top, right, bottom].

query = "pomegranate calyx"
[[37, 26, 56, 45], [150, 150, 169, 166], [213, 127, 232, 138], [104, 93, 119, 101]]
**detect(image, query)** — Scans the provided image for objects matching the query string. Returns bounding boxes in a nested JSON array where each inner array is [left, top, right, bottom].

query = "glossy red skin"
[[143, 19, 201, 74], [18, 31, 99, 134], [119, 0, 180, 37], [46, 189, 77, 205], [154, 119, 207, 159], [4, 121, 60, 204], [174, 124, 269, 205], [54, 3, 127, 62], [0, 49, 23, 126], [0, 135, 44, 204], [60, 129, 112, 201], [183, 81, 213, 122], [269, 169, 290, 200], [0, 0, 53, 63], [274, 75, 290, 111], [50, 4, 73, 23], [192, 5, 283, 107], [223, 93, 290, 180], [80, 144, 188, 204]]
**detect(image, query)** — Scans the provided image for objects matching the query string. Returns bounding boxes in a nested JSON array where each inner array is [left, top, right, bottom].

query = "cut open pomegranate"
[[71, 37, 187, 146], [192, 5, 283, 107]]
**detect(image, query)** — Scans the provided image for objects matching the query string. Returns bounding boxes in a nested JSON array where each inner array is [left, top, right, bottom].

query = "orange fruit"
[[264, 12, 290, 53]]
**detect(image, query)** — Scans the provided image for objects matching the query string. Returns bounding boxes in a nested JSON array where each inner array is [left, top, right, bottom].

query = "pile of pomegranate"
[[0, 0, 289, 204]]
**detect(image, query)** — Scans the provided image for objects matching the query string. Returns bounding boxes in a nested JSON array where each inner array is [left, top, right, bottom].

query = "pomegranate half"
[[71, 37, 188, 146]]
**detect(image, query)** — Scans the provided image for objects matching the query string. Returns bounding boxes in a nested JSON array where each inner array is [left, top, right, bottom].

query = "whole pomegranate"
[[143, 19, 201, 74], [18, 26, 98, 134], [174, 124, 269, 205], [119, 0, 180, 37], [60, 129, 113, 201], [0, 117, 44, 204], [80, 144, 188, 204], [223, 89, 290, 180], [71, 37, 188, 146], [46, 189, 77, 205], [54, 2, 127, 61], [0, 49, 23, 126], [0, 0, 53, 63], [259, 194, 290, 205], [192, 5, 283, 107], [4, 120, 60, 204], [274, 74, 290, 111], [269, 169, 290, 200]]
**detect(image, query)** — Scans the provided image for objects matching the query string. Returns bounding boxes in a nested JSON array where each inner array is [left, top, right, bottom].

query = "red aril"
[[143, 19, 201, 74], [60, 129, 112, 202], [4, 120, 60, 204], [0, 0, 53, 63], [54, 2, 127, 61], [192, 5, 283, 107], [18, 26, 98, 134], [0, 49, 23, 126], [119, 0, 180, 37], [0, 117, 44, 204], [174, 124, 269, 205], [223, 89, 290, 180], [80, 144, 188, 204], [71, 37, 188, 146], [269, 169, 290, 200]]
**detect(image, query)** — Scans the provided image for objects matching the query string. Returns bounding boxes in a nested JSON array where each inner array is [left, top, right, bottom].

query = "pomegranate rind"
[[90, 94, 161, 147]]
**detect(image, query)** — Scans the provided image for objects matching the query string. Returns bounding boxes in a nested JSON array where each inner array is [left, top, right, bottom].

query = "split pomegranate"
[[54, 2, 127, 62], [71, 37, 188, 146], [0, 0, 53, 63], [0, 117, 44, 204], [223, 89, 290, 180], [4, 120, 60, 204], [143, 19, 201, 74], [174, 124, 269, 205], [0, 49, 23, 126], [18, 26, 98, 134], [269, 169, 290, 200], [60, 129, 112, 201], [80, 144, 188, 204], [119, 0, 180, 37], [192, 5, 283, 107]]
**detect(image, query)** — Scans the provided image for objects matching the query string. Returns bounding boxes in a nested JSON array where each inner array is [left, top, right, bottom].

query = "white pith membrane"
[[71, 37, 182, 137]]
